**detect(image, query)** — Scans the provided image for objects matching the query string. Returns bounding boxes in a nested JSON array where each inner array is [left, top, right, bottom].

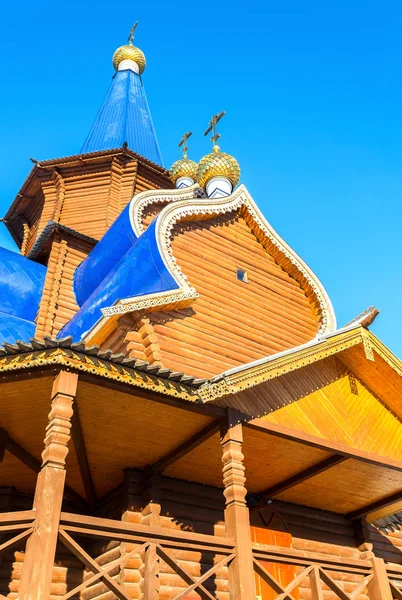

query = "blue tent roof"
[[0, 247, 46, 344], [81, 68, 163, 166]]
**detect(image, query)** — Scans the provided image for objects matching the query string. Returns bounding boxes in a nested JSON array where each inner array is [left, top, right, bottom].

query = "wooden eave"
[[0, 337, 204, 403], [200, 326, 402, 411]]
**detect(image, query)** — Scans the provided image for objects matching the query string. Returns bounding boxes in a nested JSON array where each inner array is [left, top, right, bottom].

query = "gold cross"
[[178, 131, 193, 158], [127, 22, 139, 44], [204, 111, 226, 147]]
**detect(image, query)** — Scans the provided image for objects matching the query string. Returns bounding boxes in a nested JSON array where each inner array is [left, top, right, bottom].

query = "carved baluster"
[[221, 408, 256, 600], [18, 370, 77, 600]]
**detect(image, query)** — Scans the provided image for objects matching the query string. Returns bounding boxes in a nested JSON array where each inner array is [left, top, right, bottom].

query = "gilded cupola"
[[112, 22, 146, 74], [198, 112, 240, 198], [170, 132, 198, 188]]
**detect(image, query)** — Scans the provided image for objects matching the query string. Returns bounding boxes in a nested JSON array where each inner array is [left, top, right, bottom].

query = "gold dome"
[[112, 44, 146, 74], [170, 156, 198, 185], [197, 145, 241, 189]]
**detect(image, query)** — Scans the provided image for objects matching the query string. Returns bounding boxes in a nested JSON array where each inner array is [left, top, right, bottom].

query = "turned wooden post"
[[141, 472, 161, 600], [18, 370, 77, 600], [367, 557, 393, 600], [220, 408, 256, 600]]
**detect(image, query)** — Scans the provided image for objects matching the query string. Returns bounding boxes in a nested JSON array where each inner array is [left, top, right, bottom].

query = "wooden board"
[[276, 459, 402, 514]]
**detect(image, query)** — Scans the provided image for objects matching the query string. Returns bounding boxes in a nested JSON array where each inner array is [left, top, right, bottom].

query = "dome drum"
[[205, 176, 233, 198]]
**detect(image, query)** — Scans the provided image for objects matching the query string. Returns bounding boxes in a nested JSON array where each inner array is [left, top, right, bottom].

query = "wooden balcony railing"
[[58, 512, 236, 600], [386, 564, 402, 599], [252, 542, 374, 600], [0, 510, 36, 600]]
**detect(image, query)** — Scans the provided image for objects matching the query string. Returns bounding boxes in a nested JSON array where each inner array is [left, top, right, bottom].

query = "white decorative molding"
[[85, 183, 336, 343], [129, 183, 202, 238]]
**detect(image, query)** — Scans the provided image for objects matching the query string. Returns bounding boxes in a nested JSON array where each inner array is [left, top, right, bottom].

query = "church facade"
[[0, 26, 402, 600]]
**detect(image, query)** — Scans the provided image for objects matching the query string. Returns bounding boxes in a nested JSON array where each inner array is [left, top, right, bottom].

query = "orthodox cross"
[[204, 111, 226, 147], [128, 22, 139, 44], [178, 132, 193, 158]]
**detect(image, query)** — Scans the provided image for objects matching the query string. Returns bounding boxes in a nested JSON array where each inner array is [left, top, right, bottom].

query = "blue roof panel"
[[0, 247, 46, 321], [0, 313, 36, 345], [60, 219, 178, 341], [74, 202, 137, 306], [81, 69, 163, 166]]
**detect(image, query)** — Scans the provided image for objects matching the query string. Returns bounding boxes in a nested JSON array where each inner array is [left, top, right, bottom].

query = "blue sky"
[[0, 0, 401, 356]]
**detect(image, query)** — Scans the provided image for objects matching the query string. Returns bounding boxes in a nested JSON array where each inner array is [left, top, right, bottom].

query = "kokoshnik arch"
[[0, 23, 401, 600]]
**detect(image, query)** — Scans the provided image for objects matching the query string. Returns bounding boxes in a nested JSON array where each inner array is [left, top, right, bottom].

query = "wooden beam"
[[6, 437, 41, 473], [148, 420, 221, 474], [348, 489, 402, 519], [246, 417, 402, 473], [5, 431, 87, 511], [71, 406, 97, 509], [259, 455, 348, 499], [0, 428, 8, 462]]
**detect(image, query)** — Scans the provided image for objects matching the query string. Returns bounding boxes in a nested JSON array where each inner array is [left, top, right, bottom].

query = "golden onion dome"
[[197, 145, 241, 189], [170, 156, 198, 185], [112, 44, 146, 74]]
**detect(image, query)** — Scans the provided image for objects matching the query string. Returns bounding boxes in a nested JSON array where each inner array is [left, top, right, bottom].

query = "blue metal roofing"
[[81, 69, 163, 166], [60, 218, 178, 341], [74, 203, 137, 307], [0, 313, 37, 345], [0, 247, 46, 344]]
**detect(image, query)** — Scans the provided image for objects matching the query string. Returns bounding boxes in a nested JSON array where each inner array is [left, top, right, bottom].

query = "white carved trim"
[[128, 183, 202, 237], [151, 183, 336, 334]]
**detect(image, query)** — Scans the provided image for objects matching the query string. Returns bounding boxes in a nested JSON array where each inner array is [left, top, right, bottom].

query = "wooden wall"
[[149, 211, 320, 378], [11, 152, 172, 256], [35, 233, 94, 338]]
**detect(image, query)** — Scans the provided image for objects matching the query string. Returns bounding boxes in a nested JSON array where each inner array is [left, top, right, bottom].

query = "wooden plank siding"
[[261, 358, 402, 462], [35, 234, 93, 338], [149, 211, 320, 378]]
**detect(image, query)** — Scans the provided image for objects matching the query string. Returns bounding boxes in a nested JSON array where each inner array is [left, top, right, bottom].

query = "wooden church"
[[0, 24, 402, 600]]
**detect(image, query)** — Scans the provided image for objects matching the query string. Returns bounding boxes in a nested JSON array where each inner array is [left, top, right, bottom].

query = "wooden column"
[[367, 557, 393, 600], [141, 472, 161, 600], [220, 409, 256, 600], [18, 370, 77, 600]]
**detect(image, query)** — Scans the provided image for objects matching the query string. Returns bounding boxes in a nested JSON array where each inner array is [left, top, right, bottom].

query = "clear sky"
[[0, 0, 401, 356]]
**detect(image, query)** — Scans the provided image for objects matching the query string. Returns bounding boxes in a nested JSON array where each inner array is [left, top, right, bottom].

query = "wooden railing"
[[0, 510, 36, 600], [386, 564, 402, 599], [58, 512, 236, 600], [252, 542, 374, 600]]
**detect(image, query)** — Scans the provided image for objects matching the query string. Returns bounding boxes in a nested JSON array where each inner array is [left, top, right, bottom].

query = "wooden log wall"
[[149, 211, 320, 378], [365, 523, 402, 566], [35, 233, 94, 339]]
